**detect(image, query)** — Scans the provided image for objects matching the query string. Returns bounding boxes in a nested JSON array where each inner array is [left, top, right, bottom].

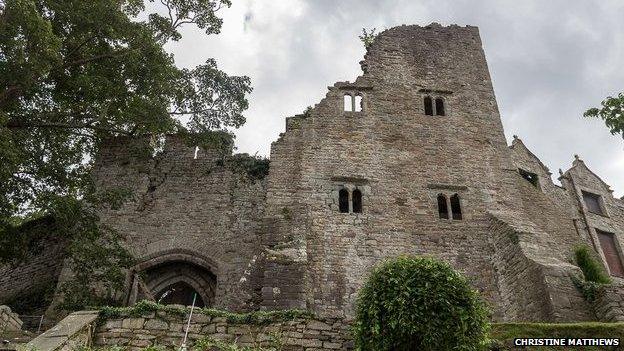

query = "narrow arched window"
[[344, 94, 353, 111], [435, 98, 445, 116], [450, 194, 462, 220], [339, 189, 349, 213], [424, 96, 433, 115], [437, 194, 449, 219], [354, 95, 363, 112], [352, 189, 363, 213]]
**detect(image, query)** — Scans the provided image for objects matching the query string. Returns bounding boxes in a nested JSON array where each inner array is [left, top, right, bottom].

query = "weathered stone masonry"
[[91, 135, 267, 311], [3, 23, 624, 324]]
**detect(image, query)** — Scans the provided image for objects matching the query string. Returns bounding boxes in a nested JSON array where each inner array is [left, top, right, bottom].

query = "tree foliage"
[[584, 92, 624, 140], [0, 0, 252, 217], [354, 256, 490, 351], [0, 0, 251, 308]]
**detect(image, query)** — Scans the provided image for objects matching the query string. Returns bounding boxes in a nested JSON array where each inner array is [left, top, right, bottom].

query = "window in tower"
[[437, 194, 449, 219], [424, 96, 433, 116], [435, 98, 446, 116], [344, 94, 353, 112], [354, 94, 363, 112], [450, 194, 462, 220], [339, 188, 350, 213], [352, 189, 363, 213]]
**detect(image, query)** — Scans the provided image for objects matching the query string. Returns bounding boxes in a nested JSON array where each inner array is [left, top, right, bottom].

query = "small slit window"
[[424, 96, 433, 116], [339, 189, 349, 213], [352, 189, 363, 213], [435, 98, 445, 116], [437, 194, 449, 219], [450, 194, 462, 220], [582, 191, 605, 215], [343, 95, 353, 112]]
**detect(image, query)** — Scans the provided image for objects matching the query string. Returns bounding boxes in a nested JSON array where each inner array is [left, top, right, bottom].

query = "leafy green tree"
[[0, 0, 252, 308], [0, 0, 251, 217], [354, 256, 490, 351], [584, 92, 624, 139]]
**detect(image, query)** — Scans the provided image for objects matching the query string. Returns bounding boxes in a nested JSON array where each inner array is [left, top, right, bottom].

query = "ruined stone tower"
[[3, 23, 624, 324], [256, 23, 623, 321]]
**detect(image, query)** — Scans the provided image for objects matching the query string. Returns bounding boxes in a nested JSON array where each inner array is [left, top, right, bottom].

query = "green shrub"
[[354, 256, 490, 351], [574, 245, 611, 284]]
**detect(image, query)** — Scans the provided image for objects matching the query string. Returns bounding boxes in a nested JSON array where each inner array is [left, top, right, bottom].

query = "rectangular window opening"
[[583, 191, 605, 215]]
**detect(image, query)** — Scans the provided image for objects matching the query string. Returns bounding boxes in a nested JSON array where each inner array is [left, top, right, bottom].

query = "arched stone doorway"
[[126, 250, 217, 308], [156, 281, 205, 307]]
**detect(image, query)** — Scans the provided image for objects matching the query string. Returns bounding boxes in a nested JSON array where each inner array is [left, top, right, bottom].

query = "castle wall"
[[259, 24, 611, 322], [6, 22, 621, 324], [261, 24, 515, 318], [93, 135, 266, 311], [0, 233, 66, 310]]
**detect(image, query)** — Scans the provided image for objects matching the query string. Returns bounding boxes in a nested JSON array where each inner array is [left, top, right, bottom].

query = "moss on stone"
[[98, 300, 313, 325]]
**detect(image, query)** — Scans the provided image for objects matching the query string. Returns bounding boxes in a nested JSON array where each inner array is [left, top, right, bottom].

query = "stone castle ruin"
[[2, 23, 624, 324]]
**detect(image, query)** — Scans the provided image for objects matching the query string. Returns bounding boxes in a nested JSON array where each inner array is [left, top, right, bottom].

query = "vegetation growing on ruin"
[[575, 245, 611, 285], [354, 256, 490, 351], [99, 300, 313, 325], [302, 106, 313, 118], [359, 28, 379, 49], [0, 193, 134, 311], [228, 154, 270, 180], [572, 245, 611, 302]]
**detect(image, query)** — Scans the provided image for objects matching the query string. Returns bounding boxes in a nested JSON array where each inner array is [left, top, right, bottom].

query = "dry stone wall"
[[95, 309, 352, 351]]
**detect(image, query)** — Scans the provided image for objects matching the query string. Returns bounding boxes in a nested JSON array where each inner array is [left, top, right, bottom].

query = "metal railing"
[[17, 315, 44, 334]]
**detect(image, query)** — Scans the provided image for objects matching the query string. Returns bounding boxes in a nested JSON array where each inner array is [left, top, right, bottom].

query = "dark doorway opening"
[[156, 281, 206, 307]]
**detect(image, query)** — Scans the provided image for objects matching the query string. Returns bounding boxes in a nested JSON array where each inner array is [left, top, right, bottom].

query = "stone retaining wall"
[[95, 309, 353, 350], [594, 284, 624, 322]]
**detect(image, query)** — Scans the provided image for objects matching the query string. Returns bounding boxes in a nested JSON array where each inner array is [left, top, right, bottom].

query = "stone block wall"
[[90, 135, 268, 311], [594, 284, 624, 322], [95, 310, 352, 351], [0, 235, 66, 307], [0, 306, 23, 332]]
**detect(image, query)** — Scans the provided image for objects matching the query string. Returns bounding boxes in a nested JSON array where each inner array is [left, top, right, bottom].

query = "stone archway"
[[126, 250, 218, 307]]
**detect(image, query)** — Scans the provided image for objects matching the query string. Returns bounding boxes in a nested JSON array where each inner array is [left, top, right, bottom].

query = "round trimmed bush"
[[354, 256, 490, 351]]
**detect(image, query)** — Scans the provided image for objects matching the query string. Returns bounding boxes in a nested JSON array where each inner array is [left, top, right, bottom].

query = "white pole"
[[180, 293, 197, 351]]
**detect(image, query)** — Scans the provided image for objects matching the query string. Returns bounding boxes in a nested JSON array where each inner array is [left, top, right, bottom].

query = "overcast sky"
[[164, 0, 623, 197]]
